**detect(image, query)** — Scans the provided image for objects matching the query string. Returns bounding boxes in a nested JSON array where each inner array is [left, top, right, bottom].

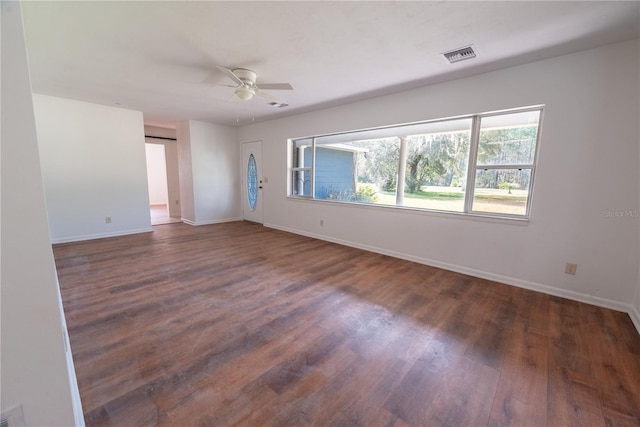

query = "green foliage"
[[381, 177, 397, 192], [325, 184, 378, 203], [352, 131, 472, 195], [406, 155, 446, 193], [475, 126, 537, 190], [477, 126, 537, 165], [476, 169, 530, 191], [356, 183, 378, 202], [498, 181, 521, 194], [354, 138, 400, 192], [476, 126, 538, 194], [403, 132, 468, 193]]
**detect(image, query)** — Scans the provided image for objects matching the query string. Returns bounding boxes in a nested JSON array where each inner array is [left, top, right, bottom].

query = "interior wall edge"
[[631, 305, 640, 335]]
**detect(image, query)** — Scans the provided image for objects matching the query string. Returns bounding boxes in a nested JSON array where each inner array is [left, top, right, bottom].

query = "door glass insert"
[[247, 154, 258, 210]]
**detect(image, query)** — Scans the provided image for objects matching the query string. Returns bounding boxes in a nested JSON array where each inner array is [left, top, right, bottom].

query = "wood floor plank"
[[383, 304, 472, 427], [546, 297, 606, 426], [52, 221, 640, 426], [547, 375, 605, 427], [487, 319, 549, 427], [425, 356, 500, 426], [587, 310, 640, 424], [463, 291, 517, 371]]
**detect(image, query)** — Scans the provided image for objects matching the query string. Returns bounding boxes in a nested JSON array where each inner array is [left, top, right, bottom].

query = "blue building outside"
[[298, 145, 361, 199]]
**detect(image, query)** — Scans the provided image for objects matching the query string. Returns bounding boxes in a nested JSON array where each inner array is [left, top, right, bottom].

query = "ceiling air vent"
[[1, 405, 25, 427], [442, 45, 477, 64]]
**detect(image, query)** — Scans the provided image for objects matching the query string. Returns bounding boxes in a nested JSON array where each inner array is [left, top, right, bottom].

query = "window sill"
[[286, 195, 531, 225]]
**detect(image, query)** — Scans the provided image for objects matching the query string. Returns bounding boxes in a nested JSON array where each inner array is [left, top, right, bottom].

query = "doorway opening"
[[145, 141, 181, 225]]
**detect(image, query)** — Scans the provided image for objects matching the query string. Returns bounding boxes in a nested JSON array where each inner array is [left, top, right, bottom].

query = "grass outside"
[[361, 185, 528, 215]]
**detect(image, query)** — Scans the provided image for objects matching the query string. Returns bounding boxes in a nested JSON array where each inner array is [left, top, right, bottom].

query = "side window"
[[470, 110, 541, 216]]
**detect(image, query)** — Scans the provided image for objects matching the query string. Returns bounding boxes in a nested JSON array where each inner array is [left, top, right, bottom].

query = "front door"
[[242, 141, 263, 223]]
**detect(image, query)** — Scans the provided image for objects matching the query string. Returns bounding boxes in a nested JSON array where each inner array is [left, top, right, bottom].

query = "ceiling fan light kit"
[[235, 86, 255, 100]]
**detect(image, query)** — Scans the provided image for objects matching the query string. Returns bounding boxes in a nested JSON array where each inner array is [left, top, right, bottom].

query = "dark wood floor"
[[53, 222, 640, 427]]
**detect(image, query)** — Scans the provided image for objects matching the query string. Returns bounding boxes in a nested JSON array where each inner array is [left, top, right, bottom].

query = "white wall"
[[164, 140, 180, 218], [145, 143, 168, 205], [164, 140, 181, 218], [177, 120, 240, 225], [33, 94, 152, 243], [1, 2, 83, 425], [176, 122, 195, 222], [240, 39, 640, 314]]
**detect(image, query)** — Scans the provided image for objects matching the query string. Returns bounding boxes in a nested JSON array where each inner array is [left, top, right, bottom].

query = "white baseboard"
[[265, 223, 639, 334], [51, 227, 153, 244], [182, 217, 242, 226]]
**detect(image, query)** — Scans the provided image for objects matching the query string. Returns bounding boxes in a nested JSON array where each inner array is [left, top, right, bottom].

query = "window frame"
[[289, 138, 315, 198], [288, 106, 544, 220], [465, 107, 543, 218]]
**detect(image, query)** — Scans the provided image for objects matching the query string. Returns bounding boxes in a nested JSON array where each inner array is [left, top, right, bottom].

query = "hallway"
[[150, 204, 181, 225]]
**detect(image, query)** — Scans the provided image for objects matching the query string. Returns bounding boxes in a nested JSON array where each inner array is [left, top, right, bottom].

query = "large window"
[[289, 107, 542, 219]]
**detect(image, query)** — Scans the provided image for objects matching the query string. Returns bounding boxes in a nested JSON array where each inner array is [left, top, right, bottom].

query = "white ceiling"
[[22, 1, 640, 128]]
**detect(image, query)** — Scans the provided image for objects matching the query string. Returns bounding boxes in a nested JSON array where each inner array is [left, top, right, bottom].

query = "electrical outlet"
[[565, 262, 577, 275], [105, 216, 112, 224], [175, 199, 179, 205], [320, 219, 324, 227]]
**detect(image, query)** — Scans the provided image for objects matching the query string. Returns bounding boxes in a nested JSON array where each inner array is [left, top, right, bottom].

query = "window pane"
[[354, 138, 400, 205], [292, 138, 313, 169], [477, 111, 540, 166], [472, 169, 531, 216], [401, 119, 471, 212], [291, 169, 311, 196], [314, 137, 399, 205]]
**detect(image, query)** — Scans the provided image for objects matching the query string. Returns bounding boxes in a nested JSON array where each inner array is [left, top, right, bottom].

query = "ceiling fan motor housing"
[[233, 68, 257, 86]]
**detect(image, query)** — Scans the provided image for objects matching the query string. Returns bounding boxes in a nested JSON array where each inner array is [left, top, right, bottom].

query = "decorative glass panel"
[[247, 154, 258, 210]]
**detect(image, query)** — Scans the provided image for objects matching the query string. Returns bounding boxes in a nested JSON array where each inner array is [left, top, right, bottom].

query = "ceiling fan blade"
[[255, 83, 293, 91], [216, 65, 243, 86], [255, 89, 288, 104]]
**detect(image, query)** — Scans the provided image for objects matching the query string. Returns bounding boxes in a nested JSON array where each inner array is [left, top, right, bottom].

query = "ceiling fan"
[[217, 66, 293, 106]]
